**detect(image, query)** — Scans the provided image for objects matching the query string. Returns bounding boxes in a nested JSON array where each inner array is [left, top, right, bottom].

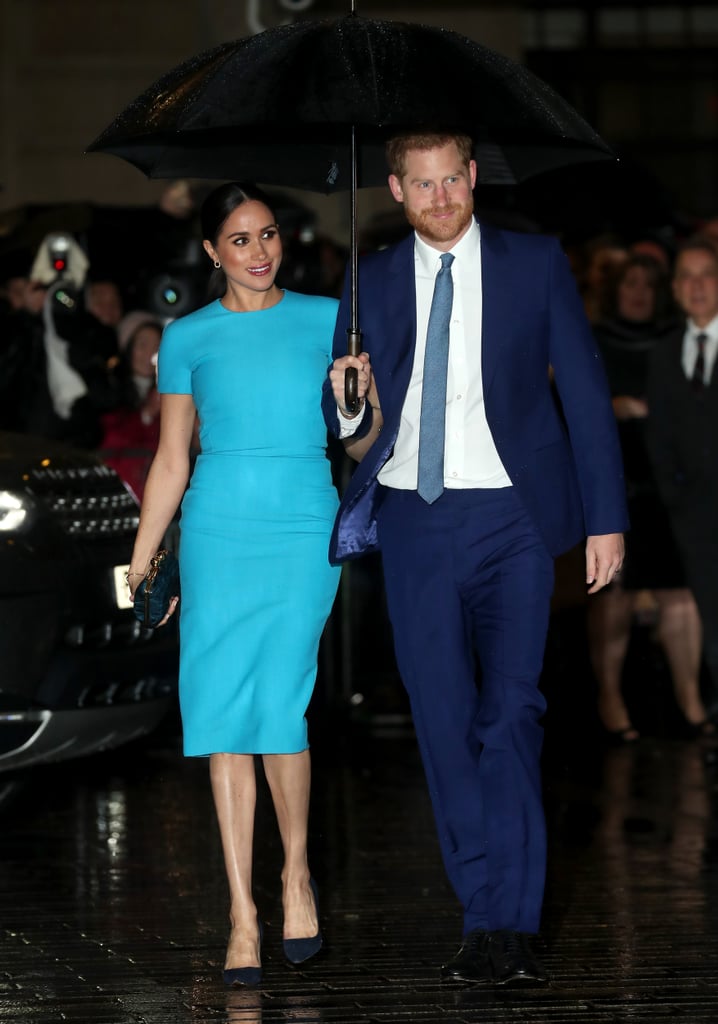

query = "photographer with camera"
[[0, 232, 119, 448]]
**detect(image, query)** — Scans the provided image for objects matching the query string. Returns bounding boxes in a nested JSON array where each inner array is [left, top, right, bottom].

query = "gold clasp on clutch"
[[144, 549, 169, 593]]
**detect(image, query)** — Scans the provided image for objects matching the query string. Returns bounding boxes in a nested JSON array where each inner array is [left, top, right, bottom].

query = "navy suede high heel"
[[223, 920, 263, 987], [283, 878, 323, 965]]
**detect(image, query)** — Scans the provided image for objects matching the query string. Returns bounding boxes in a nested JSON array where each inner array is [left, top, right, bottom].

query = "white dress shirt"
[[338, 220, 511, 490], [681, 314, 718, 385]]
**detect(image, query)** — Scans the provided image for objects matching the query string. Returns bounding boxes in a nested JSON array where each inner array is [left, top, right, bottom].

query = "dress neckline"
[[218, 289, 287, 315]]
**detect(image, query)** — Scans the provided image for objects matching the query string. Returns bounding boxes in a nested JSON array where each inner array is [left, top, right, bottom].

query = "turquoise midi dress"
[[158, 291, 341, 756]]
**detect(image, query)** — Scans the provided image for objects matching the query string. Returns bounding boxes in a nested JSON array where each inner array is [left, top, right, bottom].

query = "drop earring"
[[213, 260, 221, 269]]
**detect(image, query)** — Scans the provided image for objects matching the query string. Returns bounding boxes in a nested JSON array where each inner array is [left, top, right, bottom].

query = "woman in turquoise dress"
[[127, 183, 342, 987]]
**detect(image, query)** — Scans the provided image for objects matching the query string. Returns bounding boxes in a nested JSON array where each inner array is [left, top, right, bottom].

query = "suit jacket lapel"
[[377, 224, 515, 427], [480, 223, 513, 396], [383, 235, 417, 426]]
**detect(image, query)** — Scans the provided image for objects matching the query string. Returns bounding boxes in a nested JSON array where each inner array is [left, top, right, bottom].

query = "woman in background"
[[588, 253, 709, 740], [100, 317, 163, 500]]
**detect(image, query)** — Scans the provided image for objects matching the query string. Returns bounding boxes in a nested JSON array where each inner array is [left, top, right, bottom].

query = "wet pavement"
[[3, 610, 718, 1023]]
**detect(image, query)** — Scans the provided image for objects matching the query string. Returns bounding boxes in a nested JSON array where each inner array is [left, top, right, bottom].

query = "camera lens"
[[51, 285, 77, 311], [145, 273, 198, 317]]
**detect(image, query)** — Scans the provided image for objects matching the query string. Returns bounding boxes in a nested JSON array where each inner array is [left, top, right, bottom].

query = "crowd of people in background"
[[0, 180, 346, 499], [1, 178, 718, 740], [575, 227, 718, 740], [0, 180, 208, 491], [0, 250, 165, 496]]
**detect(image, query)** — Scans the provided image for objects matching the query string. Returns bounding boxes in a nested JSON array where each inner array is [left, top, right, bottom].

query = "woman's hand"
[[126, 570, 147, 601], [155, 595, 180, 627], [613, 395, 648, 420], [127, 570, 179, 628]]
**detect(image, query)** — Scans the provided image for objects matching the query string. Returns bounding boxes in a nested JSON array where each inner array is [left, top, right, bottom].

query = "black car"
[[0, 431, 178, 780]]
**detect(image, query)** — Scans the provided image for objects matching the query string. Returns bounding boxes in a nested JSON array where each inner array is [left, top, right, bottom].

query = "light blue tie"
[[417, 252, 454, 503]]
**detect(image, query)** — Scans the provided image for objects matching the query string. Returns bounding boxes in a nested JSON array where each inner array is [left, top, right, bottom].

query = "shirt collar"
[[687, 313, 718, 341], [414, 217, 481, 276]]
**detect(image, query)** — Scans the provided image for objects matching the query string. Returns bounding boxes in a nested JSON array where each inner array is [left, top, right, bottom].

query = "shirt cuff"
[[337, 402, 366, 438]]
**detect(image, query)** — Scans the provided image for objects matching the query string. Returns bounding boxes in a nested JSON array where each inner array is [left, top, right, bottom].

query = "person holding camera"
[[0, 235, 118, 447]]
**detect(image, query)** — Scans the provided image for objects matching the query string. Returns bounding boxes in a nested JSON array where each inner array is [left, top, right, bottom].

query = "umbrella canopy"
[[87, 14, 614, 191], [88, 13, 616, 409]]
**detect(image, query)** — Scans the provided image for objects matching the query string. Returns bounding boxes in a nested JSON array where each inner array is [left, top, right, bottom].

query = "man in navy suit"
[[322, 133, 628, 984]]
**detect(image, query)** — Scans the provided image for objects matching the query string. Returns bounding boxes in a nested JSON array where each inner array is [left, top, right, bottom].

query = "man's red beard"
[[405, 197, 474, 245]]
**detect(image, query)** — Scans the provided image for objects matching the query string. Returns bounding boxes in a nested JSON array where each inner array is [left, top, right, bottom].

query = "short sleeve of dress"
[[157, 319, 193, 395]]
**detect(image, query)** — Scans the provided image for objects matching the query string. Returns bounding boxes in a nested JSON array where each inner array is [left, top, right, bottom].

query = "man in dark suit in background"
[[322, 133, 628, 984], [647, 236, 718, 727]]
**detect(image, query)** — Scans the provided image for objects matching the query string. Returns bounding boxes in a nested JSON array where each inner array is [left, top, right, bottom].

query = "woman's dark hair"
[[114, 318, 164, 407], [125, 318, 163, 357], [200, 182, 277, 245], [600, 252, 673, 323]]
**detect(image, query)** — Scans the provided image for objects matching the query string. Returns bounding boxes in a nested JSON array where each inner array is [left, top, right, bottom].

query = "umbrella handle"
[[344, 327, 362, 414]]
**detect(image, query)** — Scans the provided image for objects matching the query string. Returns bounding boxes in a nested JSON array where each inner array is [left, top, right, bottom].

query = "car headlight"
[[0, 490, 33, 532]]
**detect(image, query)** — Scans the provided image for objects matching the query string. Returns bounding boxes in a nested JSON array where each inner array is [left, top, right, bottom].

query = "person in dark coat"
[[646, 236, 718, 723], [0, 244, 118, 448], [588, 253, 709, 740]]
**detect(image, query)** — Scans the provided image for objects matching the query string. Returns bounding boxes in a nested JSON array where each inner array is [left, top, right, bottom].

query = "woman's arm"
[[126, 393, 196, 595]]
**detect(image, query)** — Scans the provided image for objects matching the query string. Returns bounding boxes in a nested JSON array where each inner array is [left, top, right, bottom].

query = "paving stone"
[[2, 665, 718, 1023]]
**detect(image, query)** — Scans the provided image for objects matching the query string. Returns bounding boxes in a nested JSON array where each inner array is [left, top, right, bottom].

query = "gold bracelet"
[[124, 570, 146, 583]]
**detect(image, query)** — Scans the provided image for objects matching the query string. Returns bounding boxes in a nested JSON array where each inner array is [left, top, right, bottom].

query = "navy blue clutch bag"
[[133, 549, 180, 628]]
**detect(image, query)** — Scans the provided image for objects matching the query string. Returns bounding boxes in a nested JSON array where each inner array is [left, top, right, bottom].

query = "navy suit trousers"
[[377, 485, 554, 934]]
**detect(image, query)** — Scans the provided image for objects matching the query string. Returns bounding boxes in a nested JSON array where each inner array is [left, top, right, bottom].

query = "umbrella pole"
[[344, 124, 362, 412]]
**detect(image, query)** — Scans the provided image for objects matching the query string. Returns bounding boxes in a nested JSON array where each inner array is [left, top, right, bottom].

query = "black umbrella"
[[88, 12, 615, 407], [495, 154, 677, 241]]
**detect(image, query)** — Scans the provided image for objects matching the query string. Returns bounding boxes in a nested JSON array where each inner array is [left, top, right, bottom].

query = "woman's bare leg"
[[209, 753, 261, 968], [654, 588, 708, 726], [587, 584, 638, 736], [262, 750, 319, 940]]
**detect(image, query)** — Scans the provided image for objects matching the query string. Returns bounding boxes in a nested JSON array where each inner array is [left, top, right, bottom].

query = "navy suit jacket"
[[322, 222, 629, 565]]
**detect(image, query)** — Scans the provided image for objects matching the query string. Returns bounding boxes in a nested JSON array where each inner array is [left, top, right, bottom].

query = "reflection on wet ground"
[[3, 623, 718, 1022]]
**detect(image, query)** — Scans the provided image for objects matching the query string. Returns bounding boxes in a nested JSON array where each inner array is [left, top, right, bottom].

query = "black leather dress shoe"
[[488, 930, 548, 984], [440, 929, 493, 983]]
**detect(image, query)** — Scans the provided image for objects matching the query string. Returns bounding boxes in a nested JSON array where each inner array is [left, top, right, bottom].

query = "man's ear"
[[469, 160, 478, 190], [388, 174, 404, 204]]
